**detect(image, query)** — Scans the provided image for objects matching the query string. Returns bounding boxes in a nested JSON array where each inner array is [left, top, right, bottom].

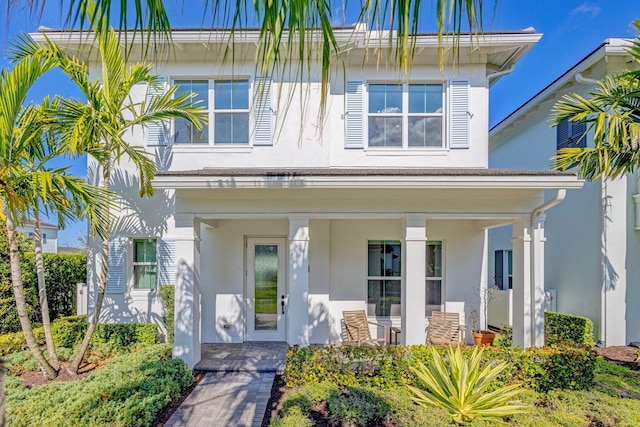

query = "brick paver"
[[165, 343, 287, 427]]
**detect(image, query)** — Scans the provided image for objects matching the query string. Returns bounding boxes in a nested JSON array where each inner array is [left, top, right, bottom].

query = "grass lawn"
[[270, 349, 640, 426]]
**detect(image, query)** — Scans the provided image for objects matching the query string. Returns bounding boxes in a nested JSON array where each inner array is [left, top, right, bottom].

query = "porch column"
[[532, 214, 546, 347], [402, 215, 427, 345], [288, 215, 310, 345], [511, 216, 532, 348], [173, 214, 201, 368]]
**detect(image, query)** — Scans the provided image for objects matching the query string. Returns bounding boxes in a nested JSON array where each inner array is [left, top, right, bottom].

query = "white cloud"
[[570, 2, 602, 18]]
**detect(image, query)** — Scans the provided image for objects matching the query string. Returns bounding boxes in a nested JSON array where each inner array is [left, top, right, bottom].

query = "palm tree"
[[10, 24, 206, 374], [551, 20, 640, 179], [0, 57, 59, 380], [18, 122, 110, 372]]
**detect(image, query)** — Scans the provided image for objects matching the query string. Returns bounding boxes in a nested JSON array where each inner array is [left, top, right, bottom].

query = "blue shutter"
[[345, 81, 364, 149], [449, 80, 470, 149], [556, 118, 570, 149], [253, 77, 273, 146], [146, 76, 168, 145], [106, 238, 127, 293], [158, 238, 175, 286]]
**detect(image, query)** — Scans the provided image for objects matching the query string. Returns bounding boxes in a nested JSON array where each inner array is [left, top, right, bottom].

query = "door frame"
[[244, 236, 288, 341]]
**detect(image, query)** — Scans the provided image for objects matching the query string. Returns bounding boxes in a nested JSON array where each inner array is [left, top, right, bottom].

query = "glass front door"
[[246, 238, 286, 341]]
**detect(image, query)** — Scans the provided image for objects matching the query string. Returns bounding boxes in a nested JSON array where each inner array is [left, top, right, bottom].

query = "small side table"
[[390, 327, 401, 345]]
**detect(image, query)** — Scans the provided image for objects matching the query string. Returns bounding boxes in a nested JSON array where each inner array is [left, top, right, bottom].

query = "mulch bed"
[[152, 370, 206, 427], [19, 362, 95, 387], [595, 345, 640, 371]]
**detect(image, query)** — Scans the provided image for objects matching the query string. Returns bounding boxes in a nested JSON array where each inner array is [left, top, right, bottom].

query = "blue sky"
[[0, 1, 638, 246]]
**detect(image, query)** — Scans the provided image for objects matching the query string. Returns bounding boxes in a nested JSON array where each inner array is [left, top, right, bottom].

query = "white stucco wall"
[[16, 224, 58, 253]]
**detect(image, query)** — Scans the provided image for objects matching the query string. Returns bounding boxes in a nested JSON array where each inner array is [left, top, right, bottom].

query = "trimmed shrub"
[[5, 344, 194, 427], [545, 311, 594, 346], [159, 285, 174, 344], [0, 316, 158, 356], [284, 344, 598, 393], [494, 324, 512, 348]]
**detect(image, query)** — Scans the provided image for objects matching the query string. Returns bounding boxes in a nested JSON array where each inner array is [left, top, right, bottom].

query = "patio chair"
[[343, 310, 387, 346], [427, 311, 464, 345]]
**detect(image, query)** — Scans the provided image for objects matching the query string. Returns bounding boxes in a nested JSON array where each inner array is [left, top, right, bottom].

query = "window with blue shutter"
[[449, 80, 470, 149], [557, 118, 586, 149], [146, 76, 168, 145], [106, 238, 127, 293], [253, 77, 273, 146], [345, 81, 364, 149]]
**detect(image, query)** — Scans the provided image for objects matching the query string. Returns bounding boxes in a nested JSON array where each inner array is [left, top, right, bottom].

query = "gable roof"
[[490, 38, 633, 141]]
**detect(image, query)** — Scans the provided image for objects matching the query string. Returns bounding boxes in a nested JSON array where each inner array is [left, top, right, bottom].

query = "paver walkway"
[[165, 342, 287, 427]]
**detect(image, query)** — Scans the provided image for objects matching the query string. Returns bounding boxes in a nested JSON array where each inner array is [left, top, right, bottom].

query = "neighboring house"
[[489, 38, 640, 346], [35, 26, 584, 369], [16, 220, 59, 253]]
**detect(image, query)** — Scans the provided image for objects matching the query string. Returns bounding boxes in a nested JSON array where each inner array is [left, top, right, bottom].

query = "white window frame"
[[365, 82, 445, 150], [129, 237, 158, 291], [426, 240, 445, 317], [366, 239, 402, 318], [172, 77, 252, 146]]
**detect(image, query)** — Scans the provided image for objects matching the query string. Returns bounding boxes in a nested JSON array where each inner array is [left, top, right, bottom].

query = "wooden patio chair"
[[343, 310, 387, 346], [427, 311, 464, 345]]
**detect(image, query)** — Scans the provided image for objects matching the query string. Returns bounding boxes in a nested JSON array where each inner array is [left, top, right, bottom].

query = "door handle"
[[281, 295, 285, 315]]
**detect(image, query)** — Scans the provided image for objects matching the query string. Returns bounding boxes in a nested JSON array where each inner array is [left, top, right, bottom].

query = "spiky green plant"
[[407, 345, 528, 425]]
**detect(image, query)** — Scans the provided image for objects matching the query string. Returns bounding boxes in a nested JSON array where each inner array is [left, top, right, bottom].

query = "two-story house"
[[16, 220, 59, 253], [489, 38, 640, 347], [36, 25, 583, 368]]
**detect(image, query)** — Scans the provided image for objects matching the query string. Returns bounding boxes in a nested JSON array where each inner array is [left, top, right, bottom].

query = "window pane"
[[409, 84, 442, 113], [368, 240, 401, 277], [408, 117, 442, 147], [367, 280, 401, 316], [254, 244, 278, 331], [368, 117, 402, 147], [175, 118, 208, 144], [426, 242, 442, 277], [135, 265, 157, 289], [215, 80, 249, 110], [369, 84, 402, 113], [175, 80, 208, 107], [426, 280, 442, 305], [215, 113, 249, 144], [135, 239, 156, 263]]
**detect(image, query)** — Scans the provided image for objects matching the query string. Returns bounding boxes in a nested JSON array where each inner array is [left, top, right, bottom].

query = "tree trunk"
[[0, 358, 5, 427], [34, 211, 59, 370], [5, 213, 57, 380], [68, 164, 111, 374]]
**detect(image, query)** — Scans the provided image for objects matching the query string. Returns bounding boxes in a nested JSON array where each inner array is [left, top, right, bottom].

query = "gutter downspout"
[[530, 189, 567, 346], [575, 73, 599, 85], [487, 65, 515, 83]]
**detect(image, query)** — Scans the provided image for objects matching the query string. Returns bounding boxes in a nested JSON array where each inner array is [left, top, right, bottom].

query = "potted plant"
[[468, 287, 497, 346]]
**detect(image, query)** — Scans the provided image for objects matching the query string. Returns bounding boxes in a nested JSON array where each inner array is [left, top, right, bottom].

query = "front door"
[[246, 238, 286, 341]]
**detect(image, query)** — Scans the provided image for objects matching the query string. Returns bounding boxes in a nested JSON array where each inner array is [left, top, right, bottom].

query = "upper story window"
[[556, 118, 586, 150], [174, 79, 250, 145], [367, 83, 444, 148]]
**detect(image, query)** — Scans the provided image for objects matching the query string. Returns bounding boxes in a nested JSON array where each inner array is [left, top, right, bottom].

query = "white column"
[[532, 214, 546, 347], [401, 215, 427, 345], [172, 214, 201, 368], [288, 215, 310, 345], [511, 216, 532, 348]]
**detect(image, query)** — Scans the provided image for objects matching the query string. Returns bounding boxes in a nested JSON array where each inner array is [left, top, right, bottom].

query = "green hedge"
[[284, 344, 598, 393], [0, 316, 159, 356], [545, 311, 594, 346], [0, 242, 87, 335], [5, 344, 194, 427], [159, 285, 174, 344]]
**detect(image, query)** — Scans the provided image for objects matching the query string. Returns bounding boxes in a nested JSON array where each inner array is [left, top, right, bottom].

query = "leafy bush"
[[5, 344, 193, 427], [284, 344, 598, 393], [159, 285, 174, 344], [0, 316, 158, 357], [494, 324, 512, 348], [0, 222, 87, 334], [545, 311, 594, 346], [408, 346, 528, 424]]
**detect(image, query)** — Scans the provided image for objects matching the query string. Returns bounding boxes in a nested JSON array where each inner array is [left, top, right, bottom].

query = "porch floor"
[[194, 342, 288, 372]]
